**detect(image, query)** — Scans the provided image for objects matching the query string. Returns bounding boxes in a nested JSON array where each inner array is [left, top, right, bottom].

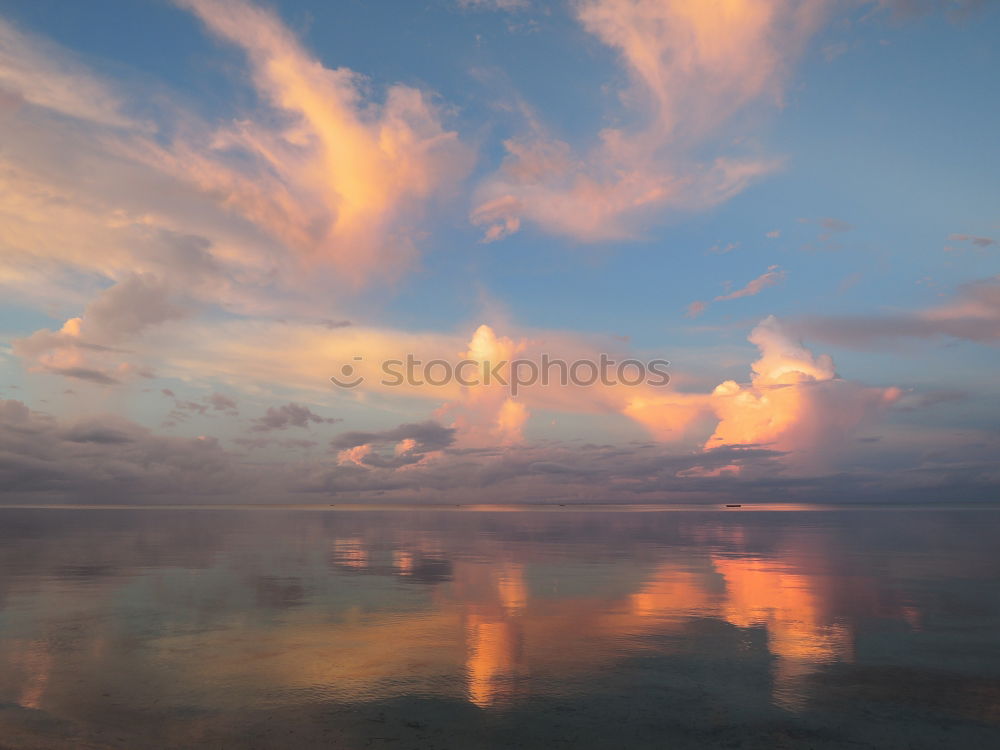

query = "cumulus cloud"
[[705, 316, 901, 469], [12, 274, 184, 384], [437, 325, 531, 446], [332, 421, 456, 468], [471, 0, 826, 242]]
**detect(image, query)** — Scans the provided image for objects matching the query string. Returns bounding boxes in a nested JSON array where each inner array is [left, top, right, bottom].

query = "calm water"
[[0, 505, 998, 749]]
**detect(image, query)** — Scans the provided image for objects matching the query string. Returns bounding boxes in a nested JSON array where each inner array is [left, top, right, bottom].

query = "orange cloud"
[[706, 316, 901, 467], [438, 325, 531, 446], [173, 0, 473, 284]]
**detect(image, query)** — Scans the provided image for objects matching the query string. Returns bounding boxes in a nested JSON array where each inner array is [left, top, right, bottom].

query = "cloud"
[[458, 0, 530, 10], [160, 391, 239, 426], [3, 0, 473, 390], [816, 217, 853, 233], [250, 403, 341, 432], [3, 399, 997, 505], [332, 420, 456, 468], [945, 233, 996, 252], [0, 400, 247, 501], [172, 0, 473, 284], [46, 367, 121, 386], [871, 0, 987, 20], [686, 265, 786, 317], [1, 0, 468, 350], [12, 274, 185, 385], [63, 424, 134, 445], [685, 300, 707, 318], [794, 275, 1000, 347], [705, 316, 901, 469], [437, 325, 531, 446], [799, 216, 854, 244], [0, 17, 142, 128], [207, 393, 239, 414], [471, 0, 826, 242], [714, 265, 786, 302]]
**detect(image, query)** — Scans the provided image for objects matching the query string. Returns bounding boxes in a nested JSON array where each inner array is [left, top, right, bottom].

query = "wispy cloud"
[[0, 17, 143, 128], [471, 0, 826, 242], [715, 266, 787, 302], [686, 265, 786, 317]]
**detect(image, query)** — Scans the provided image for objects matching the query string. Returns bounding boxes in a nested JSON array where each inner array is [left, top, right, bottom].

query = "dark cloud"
[[50, 367, 120, 385], [3, 402, 998, 506], [794, 276, 1000, 348], [332, 421, 456, 453], [63, 423, 133, 444], [330, 421, 456, 467], [207, 392, 238, 414], [0, 401, 248, 501], [250, 403, 340, 432]]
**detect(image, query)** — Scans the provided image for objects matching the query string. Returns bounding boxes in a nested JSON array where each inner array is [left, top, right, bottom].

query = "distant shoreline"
[[1, 502, 998, 513]]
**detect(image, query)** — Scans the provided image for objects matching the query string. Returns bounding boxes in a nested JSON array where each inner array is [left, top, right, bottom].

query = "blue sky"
[[0, 0, 997, 504]]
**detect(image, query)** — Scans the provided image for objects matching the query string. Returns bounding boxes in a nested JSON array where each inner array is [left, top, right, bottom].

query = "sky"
[[0, 0, 997, 504]]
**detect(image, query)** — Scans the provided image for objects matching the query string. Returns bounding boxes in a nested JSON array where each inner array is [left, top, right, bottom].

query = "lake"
[[1, 505, 998, 748]]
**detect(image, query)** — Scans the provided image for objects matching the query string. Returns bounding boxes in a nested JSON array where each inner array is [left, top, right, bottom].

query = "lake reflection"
[[1, 506, 999, 748]]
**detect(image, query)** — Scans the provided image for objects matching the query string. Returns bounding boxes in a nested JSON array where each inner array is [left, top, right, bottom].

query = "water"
[[0, 505, 998, 748]]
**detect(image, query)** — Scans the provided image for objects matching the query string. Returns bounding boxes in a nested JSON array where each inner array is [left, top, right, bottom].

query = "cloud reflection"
[[1, 507, 999, 744]]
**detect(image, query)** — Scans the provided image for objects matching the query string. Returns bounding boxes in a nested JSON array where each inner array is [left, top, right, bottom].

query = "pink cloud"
[[685, 265, 786, 318], [714, 265, 786, 302], [471, 0, 827, 242]]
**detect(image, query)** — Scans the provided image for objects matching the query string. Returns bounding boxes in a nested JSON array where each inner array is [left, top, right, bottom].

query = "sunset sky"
[[0, 0, 997, 504]]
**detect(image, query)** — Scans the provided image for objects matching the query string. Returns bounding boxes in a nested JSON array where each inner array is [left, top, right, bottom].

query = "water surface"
[[1, 505, 998, 748]]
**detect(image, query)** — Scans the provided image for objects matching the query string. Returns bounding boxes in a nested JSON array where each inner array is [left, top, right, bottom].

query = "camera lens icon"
[[330, 356, 364, 388]]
